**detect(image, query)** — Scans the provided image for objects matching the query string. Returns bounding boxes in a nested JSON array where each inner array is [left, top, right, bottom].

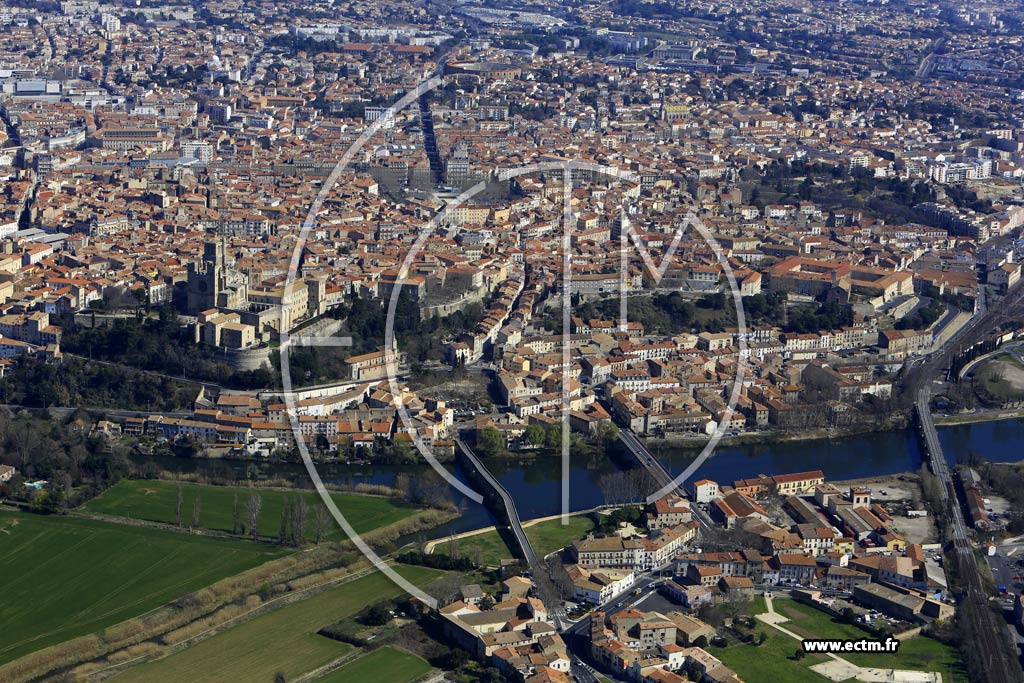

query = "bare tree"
[[292, 496, 308, 546], [279, 496, 291, 545], [175, 485, 183, 527], [446, 533, 460, 561], [414, 470, 454, 510], [232, 493, 240, 535], [394, 472, 412, 501], [60, 472, 72, 507], [547, 554, 576, 600], [314, 504, 330, 545], [192, 493, 201, 530], [246, 493, 263, 541]]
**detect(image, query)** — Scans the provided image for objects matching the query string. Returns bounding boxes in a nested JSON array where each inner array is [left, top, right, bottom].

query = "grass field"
[[0, 510, 281, 664], [713, 598, 966, 683], [83, 480, 420, 541], [315, 646, 430, 683], [711, 626, 830, 683], [111, 566, 439, 683], [454, 514, 596, 566], [772, 601, 967, 681]]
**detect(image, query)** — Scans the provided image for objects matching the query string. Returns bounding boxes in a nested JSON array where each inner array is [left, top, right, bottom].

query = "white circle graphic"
[[279, 76, 749, 610]]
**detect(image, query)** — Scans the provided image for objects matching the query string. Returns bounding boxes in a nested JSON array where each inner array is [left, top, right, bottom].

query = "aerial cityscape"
[[3, 1, 1024, 682]]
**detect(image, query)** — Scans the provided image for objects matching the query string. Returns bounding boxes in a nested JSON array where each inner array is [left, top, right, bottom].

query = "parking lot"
[[986, 544, 1024, 594]]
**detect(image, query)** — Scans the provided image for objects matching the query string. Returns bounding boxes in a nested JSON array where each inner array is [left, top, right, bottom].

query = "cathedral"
[[186, 240, 249, 314]]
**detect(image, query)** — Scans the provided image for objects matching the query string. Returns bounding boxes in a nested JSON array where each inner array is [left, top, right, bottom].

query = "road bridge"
[[455, 438, 538, 567], [617, 430, 713, 528], [455, 438, 567, 628]]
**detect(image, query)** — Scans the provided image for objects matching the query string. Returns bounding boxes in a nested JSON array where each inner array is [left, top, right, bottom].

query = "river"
[[137, 419, 1024, 541]]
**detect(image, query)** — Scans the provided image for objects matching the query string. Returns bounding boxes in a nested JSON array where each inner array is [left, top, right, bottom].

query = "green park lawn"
[[453, 514, 597, 566], [714, 598, 967, 683], [711, 626, 831, 683], [0, 510, 282, 664], [315, 646, 431, 683], [772, 601, 967, 681], [83, 479, 420, 541], [112, 566, 438, 683]]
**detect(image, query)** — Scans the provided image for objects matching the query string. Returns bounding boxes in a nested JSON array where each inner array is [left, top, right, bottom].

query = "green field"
[[772, 601, 967, 680], [713, 598, 966, 683], [712, 626, 830, 683], [111, 566, 438, 683], [83, 480, 420, 541], [454, 514, 596, 566], [315, 646, 430, 683], [0, 510, 281, 664]]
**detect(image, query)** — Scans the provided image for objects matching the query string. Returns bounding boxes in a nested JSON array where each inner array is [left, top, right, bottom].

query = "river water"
[[140, 419, 1024, 541]]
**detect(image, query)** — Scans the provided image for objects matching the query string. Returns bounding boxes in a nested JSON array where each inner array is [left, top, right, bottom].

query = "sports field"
[[315, 646, 430, 683], [111, 566, 438, 683], [0, 510, 281, 664], [83, 480, 419, 541]]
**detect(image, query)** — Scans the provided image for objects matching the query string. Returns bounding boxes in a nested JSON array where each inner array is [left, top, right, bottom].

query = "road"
[[0, 404, 192, 420], [617, 429, 713, 528], [562, 574, 665, 683], [455, 438, 568, 629], [956, 341, 1024, 381], [915, 36, 946, 79], [455, 438, 538, 567]]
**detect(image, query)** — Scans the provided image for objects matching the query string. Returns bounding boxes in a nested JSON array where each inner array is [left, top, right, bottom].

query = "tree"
[[543, 424, 562, 450], [360, 602, 392, 626], [232, 493, 240, 535], [175, 485, 183, 527], [445, 534, 459, 561], [597, 422, 619, 443], [393, 472, 412, 501], [191, 493, 201, 529], [477, 427, 504, 456], [439, 648, 469, 671], [291, 495, 308, 546], [524, 423, 546, 446], [246, 493, 263, 541], [314, 504, 330, 544], [794, 648, 806, 660], [279, 496, 291, 545]]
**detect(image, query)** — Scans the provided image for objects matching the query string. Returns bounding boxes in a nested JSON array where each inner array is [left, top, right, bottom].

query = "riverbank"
[[646, 418, 911, 450], [933, 407, 1024, 426]]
